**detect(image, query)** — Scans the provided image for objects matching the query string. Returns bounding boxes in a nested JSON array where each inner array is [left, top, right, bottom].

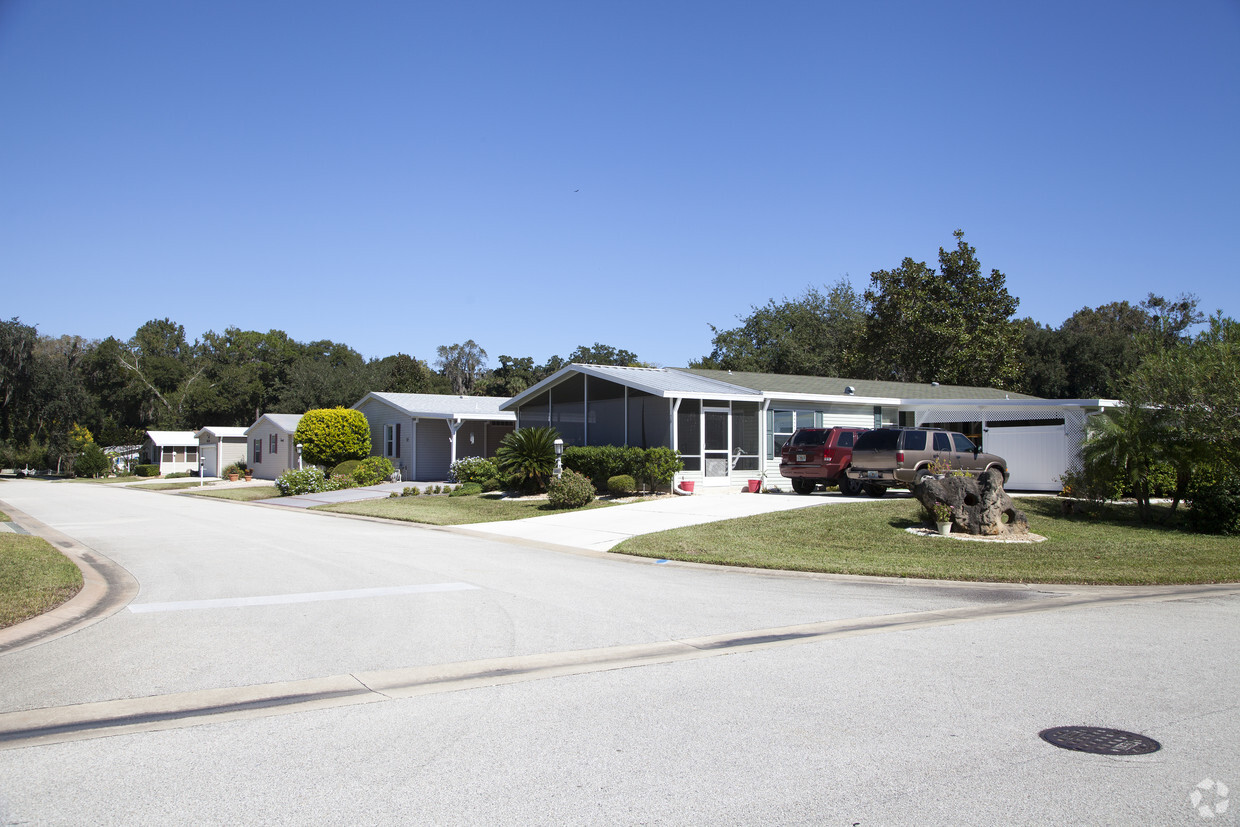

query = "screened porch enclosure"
[[511, 375, 759, 482]]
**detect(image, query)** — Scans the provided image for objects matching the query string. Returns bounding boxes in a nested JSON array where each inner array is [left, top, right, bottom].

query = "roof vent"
[[844, 386, 855, 395]]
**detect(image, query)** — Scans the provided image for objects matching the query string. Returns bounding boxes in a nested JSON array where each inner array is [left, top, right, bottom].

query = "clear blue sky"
[[3, 1, 1237, 368]]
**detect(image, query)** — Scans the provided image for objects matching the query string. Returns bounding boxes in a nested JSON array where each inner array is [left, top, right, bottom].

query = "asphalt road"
[[0, 479, 1237, 825]]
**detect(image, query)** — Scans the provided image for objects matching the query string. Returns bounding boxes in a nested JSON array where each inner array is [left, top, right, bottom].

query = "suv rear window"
[[836, 431, 854, 448], [789, 429, 829, 447], [854, 429, 900, 451], [903, 430, 927, 451]]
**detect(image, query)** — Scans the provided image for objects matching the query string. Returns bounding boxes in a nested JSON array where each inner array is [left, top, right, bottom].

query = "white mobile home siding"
[[353, 398, 414, 480], [247, 422, 299, 480]]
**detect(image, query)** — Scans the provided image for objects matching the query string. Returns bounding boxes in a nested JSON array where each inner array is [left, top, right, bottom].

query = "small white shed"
[[245, 414, 304, 480], [195, 426, 250, 477]]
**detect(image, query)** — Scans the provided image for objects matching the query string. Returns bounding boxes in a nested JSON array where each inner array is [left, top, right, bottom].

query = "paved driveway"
[[0, 479, 1236, 825], [460, 488, 907, 550]]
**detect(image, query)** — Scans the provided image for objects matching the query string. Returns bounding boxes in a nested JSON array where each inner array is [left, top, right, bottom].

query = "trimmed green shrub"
[[294, 408, 372, 468], [642, 447, 683, 489], [1186, 474, 1240, 535], [607, 474, 637, 496], [496, 427, 559, 493], [449, 456, 499, 485], [165, 471, 193, 479], [403, 486, 420, 496], [332, 460, 362, 479], [479, 477, 501, 492], [134, 464, 160, 477], [547, 469, 596, 509], [449, 482, 483, 497], [351, 456, 394, 486], [563, 446, 643, 490]]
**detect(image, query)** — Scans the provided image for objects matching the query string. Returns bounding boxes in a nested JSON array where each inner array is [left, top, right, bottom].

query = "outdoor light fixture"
[[296, 443, 303, 471], [553, 438, 564, 478]]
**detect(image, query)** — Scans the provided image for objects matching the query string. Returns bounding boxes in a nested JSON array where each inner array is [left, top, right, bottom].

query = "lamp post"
[[198, 451, 204, 487], [296, 443, 303, 471], [553, 438, 564, 478]]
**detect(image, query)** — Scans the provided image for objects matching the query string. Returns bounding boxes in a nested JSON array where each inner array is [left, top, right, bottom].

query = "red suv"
[[779, 427, 869, 495]]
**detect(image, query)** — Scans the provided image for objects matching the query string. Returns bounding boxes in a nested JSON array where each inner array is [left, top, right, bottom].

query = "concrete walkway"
[[458, 489, 909, 551], [253, 481, 431, 509]]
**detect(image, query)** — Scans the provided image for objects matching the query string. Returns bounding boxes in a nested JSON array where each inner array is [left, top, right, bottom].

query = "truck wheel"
[[792, 478, 814, 495], [838, 477, 862, 496], [862, 483, 886, 498]]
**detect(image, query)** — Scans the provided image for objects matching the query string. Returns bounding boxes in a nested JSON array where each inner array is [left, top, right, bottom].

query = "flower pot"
[[244, 472, 252, 482], [936, 522, 952, 536], [748, 479, 761, 493], [228, 473, 239, 482]]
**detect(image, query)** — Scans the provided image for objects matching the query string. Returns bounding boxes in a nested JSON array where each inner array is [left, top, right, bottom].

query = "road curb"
[[0, 500, 139, 656]]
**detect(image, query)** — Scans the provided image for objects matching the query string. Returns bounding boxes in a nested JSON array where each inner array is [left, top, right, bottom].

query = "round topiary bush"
[[547, 469, 596, 509], [607, 474, 637, 496], [294, 408, 372, 468], [332, 460, 362, 479], [351, 456, 394, 486]]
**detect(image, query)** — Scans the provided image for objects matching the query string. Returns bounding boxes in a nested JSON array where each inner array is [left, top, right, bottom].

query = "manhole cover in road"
[[1039, 726, 1161, 755]]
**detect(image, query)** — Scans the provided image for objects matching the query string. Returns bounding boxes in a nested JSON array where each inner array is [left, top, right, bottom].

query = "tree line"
[[0, 315, 644, 470]]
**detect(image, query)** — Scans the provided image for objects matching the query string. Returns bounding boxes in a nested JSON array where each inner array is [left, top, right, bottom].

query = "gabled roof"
[[678, 368, 1039, 401], [500, 364, 1035, 410], [245, 413, 303, 435], [144, 430, 198, 446], [194, 426, 249, 439], [501, 364, 762, 410], [353, 392, 516, 421]]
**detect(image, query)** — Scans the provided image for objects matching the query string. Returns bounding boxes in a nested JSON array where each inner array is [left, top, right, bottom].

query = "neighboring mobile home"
[[245, 414, 303, 480], [351, 393, 515, 482], [499, 364, 1116, 492], [195, 426, 249, 477], [141, 431, 200, 475]]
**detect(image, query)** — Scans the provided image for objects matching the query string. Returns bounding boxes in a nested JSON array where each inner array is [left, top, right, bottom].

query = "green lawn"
[[190, 485, 281, 501], [318, 492, 618, 525], [136, 481, 212, 491], [0, 509, 9, 522], [0, 534, 84, 628], [613, 497, 1240, 585]]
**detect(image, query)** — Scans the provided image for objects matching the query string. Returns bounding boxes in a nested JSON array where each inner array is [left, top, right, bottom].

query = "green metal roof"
[[676, 368, 1039, 401]]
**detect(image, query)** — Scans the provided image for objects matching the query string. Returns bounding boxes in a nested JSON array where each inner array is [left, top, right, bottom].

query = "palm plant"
[[1080, 405, 1161, 522], [495, 426, 560, 493]]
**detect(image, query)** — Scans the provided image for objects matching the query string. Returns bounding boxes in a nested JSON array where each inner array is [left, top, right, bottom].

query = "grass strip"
[[318, 493, 617, 525], [190, 485, 281, 501], [1, 534, 84, 628], [0, 510, 9, 522], [613, 496, 1240, 585]]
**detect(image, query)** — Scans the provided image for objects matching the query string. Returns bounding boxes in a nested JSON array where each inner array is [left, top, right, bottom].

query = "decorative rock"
[[912, 468, 1029, 536]]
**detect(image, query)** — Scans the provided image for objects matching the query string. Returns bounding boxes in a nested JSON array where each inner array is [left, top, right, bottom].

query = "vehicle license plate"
[[864, 471, 880, 478], [796, 454, 806, 462]]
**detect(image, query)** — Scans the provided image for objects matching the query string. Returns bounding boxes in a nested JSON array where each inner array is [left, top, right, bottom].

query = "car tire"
[[792, 478, 814, 495], [862, 483, 886, 498], [838, 477, 862, 496]]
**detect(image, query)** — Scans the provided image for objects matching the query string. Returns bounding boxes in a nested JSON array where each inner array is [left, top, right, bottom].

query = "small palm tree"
[[496, 427, 560, 493], [1081, 405, 1161, 522]]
